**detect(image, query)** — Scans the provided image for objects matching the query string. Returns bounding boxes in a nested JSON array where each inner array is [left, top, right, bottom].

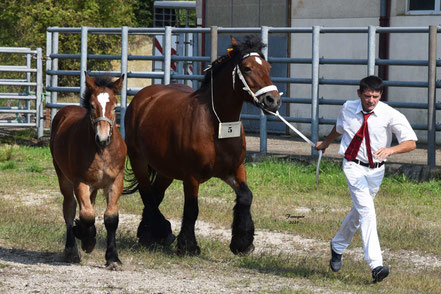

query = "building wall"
[[289, 0, 441, 143], [202, 0, 289, 27]]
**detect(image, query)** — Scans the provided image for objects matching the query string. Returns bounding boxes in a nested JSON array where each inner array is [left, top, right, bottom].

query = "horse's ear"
[[113, 74, 125, 94], [85, 72, 96, 90], [231, 36, 237, 47]]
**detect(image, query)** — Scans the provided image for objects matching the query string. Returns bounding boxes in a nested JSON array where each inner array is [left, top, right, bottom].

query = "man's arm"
[[373, 140, 416, 161], [315, 125, 342, 153]]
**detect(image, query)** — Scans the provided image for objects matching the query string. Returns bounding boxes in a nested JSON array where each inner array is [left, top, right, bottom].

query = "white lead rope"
[[267, 110, 323, 187]]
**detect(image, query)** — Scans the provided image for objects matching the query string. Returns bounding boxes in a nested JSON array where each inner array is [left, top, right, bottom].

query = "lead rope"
[[210, 70, 222, 124], [266, 110, 323, 187]]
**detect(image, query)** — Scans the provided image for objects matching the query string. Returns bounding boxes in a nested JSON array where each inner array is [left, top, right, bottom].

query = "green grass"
[[1, 131, 441, 293]]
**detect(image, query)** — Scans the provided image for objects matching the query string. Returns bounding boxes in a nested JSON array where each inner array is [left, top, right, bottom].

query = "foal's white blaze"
[[254, 56, 263, 65], [97, 93, 110, 117], [96, 92, 111, 143]]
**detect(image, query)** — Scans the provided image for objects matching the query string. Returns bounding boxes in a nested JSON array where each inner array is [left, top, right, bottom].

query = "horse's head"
[[83, 73, 124, 148], [231, 36, 282, 113]]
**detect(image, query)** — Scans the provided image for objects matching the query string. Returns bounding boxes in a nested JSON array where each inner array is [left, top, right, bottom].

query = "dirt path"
[[1, 209, 440, 294]]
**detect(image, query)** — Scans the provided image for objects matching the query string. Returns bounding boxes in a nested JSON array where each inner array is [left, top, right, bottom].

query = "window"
[[408, 0, 441, 14]]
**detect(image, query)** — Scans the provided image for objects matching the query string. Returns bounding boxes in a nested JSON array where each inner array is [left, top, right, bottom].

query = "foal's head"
[[82, 74, 124, 147]]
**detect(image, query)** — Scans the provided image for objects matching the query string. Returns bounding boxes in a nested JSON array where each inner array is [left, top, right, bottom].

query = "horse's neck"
[[210, 64, 244, 122]]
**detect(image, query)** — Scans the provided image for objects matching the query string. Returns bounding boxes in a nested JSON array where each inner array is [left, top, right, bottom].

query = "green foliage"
[[133, 0, 155, 27], [0, 0, 138, 87]]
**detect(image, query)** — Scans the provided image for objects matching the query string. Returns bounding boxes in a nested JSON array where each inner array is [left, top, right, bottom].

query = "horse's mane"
[[200, 35, 266, 88], [81, 75, 116, 109]]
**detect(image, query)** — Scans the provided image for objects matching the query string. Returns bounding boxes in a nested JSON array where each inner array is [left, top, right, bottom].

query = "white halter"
[[232, 52, 281, 107]]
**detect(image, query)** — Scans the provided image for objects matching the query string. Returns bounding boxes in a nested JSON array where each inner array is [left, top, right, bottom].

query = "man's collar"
[[356, 100, 383, 116]]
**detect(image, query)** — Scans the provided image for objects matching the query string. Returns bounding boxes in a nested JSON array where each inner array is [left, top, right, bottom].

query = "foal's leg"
[[73, 182, 97, 253], [131, 158, 174, 247], [103, 172, 123, 270], [226, 164, 255, 255], [54, 163, 80, 263], [177, 177, 200, 256]]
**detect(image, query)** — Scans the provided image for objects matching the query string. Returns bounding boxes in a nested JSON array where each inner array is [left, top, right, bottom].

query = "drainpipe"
[[379, 0, 391, 101]]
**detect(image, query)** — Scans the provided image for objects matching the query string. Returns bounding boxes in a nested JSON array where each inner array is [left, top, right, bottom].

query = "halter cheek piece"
[[91, 116, 114, 145], [233, 52, 282, 108]]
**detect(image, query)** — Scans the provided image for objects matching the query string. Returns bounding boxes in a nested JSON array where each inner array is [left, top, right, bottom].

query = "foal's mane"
[[200, 35, 266, 89], [81, 75, 117, 109]]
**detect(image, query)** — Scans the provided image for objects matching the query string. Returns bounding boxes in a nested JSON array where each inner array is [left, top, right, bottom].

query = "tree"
[[0, 0, 138, 87]]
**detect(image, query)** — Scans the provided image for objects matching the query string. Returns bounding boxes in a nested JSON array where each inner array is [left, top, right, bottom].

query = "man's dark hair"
[[359, 75, 384, 93]]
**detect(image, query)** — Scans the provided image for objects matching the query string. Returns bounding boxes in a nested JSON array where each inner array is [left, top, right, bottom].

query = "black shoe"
[[330, 242, 342, 272], [372, 265, 389, 283]]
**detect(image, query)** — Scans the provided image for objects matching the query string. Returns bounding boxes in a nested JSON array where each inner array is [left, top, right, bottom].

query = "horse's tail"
[[123, 158, 158, 195], [123, 158, 138, 195]]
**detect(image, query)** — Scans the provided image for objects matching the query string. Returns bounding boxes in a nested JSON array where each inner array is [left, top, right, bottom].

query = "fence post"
[[45, 30, 52, 128], [36, 48, 44, 138], [50, 29, 59, 122], [164, 26, 172, 85], [26, 53, 31, 123], [368, 25, 376, 76], [260, 26, 269, 153], [80, 26, 88, 99], [120, 26, 129, 139], [210, 26, 218, 63], [428, 25, 437, 166], [311, 26, 320, 156]]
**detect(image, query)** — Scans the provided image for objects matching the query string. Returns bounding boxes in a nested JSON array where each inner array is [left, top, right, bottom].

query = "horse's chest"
[[85, 157, 120, 186]]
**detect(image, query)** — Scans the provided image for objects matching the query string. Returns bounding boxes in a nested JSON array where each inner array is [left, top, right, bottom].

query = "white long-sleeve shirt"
[[336, 99, 418, 163]]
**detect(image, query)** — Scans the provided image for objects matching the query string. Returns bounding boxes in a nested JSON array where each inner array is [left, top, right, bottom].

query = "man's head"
[[357, 75, 384, 112]]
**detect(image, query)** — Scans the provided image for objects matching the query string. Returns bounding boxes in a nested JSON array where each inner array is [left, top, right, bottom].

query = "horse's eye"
[[243, 67, 251, 74]]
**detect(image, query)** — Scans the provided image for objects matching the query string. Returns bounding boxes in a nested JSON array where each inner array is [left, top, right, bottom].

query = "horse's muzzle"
[[95, 134, 111, 148], [259, 92, 281, 113]]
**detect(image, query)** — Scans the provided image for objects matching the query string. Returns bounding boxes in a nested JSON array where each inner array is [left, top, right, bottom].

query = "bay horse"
[[50, 74, 126, 269], [124, 36, 281, 255]]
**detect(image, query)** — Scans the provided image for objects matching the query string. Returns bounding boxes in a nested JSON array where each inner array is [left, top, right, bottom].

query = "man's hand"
[[373, 140, 416, 161], [373, 147, 393, 161], [315, 141, 329, 154]]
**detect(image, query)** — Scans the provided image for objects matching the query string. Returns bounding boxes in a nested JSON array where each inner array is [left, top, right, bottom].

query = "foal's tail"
[[123, 158, 157, 195]]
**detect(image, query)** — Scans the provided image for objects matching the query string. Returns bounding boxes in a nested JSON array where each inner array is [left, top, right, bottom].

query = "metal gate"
[[44, 25, 441, 165], [0, 47, 44, 138]]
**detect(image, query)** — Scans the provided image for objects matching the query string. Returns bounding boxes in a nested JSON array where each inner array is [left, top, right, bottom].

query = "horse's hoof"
[[105, 261, 123, 271], [63, 248, 81, 263], [81, 237, 96, 253], [176, 245, 201, 256], [230, 243, 255, 256], [161, 233, 176, 247], [238, 244, 255, 256]]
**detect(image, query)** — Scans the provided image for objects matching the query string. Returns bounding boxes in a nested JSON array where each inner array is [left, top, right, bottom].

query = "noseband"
[[232, 52, 282, 108], [91, 116, 114, 145]]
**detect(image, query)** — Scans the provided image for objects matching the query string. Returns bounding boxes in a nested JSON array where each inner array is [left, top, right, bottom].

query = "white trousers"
[[332, 159, 385, 270]]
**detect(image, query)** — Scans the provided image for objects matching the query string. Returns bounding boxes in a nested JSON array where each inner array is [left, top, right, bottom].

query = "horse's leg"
[[130, 158, 174, 247], [103, 171, 123, 270], [177, 177, 200, 256], [226, 164, 255, 255], [73, 182, 97, 253], [54, 162, 80, 263]]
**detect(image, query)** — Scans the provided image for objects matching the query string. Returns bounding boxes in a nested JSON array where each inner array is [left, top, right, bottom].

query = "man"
[[315, 75, 417, 283]]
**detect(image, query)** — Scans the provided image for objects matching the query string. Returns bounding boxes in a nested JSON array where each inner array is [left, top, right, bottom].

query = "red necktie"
[[344, 112, 374, 167]]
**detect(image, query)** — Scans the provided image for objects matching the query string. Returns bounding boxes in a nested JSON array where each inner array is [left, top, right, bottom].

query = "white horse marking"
[[255, 56, 263, 65], [97, 93, 110, 117]]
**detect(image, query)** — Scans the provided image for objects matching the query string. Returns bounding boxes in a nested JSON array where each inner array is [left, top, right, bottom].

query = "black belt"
[[348, 159, 385, 168]]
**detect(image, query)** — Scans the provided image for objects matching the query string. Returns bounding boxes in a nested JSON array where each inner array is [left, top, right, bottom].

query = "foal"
[[50, 74, 126, 269]]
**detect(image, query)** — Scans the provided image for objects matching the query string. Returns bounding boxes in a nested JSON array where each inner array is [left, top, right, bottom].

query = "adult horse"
[[50, 74, 126, 269], [124, 36, 281, 255]]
